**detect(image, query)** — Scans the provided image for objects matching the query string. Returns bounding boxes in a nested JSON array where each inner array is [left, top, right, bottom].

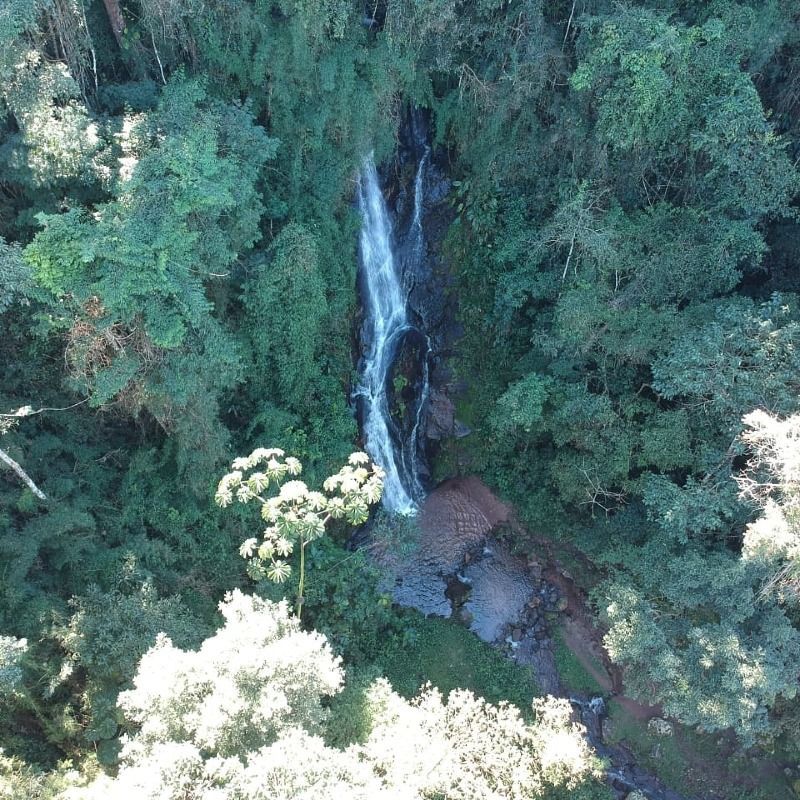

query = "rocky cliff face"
[[378, 106, 469, 481]]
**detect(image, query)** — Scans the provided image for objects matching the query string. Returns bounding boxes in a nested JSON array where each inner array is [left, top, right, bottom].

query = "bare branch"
[[562, 0, 577, 52], [0, 399, 88, 419], [562, 233, 576, 281], [151, 30, 167, 85], [0, 447, 47, 500]]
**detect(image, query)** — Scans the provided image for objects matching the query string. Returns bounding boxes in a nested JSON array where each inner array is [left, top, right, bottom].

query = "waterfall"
[[401, 145, 431, 501], [355, 151, 430, 515], [408, 147, 429, 274]]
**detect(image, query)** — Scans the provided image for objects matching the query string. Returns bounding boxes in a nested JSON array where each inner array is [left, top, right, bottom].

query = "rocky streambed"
[[367, 477, 692, 800]]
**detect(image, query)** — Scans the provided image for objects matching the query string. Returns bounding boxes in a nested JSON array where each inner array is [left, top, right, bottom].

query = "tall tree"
[[25, 77, 276, 489]]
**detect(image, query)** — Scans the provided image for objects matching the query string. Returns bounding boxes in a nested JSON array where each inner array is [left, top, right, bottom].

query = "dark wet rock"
[[453, 420, 472, 438], [424, 386, 470, 441], [426, 173, 451, 205], [445, 576, 471, 604], [462, 543, 535, 643], [528, 564, 543, 582], [426, 388, 456, 440], [391, 571, 451, 618], [513, 635, 561, 696], [590, 697, 606, 717]]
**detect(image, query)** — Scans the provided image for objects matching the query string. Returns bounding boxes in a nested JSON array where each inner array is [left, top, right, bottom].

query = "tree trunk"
[[101, 0, 126, 46]]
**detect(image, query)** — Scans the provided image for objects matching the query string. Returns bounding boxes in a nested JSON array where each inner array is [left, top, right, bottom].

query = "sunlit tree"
[[216, 449, 383, 616]]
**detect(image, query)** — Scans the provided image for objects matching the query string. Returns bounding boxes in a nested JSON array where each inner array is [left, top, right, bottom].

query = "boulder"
[[647, 717, 674, 737], [426, 388, 456, 440], [424, 387, 470, 440]]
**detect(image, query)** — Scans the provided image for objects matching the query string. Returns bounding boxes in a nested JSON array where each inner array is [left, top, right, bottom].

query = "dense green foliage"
[[2, 0, 800, 794], [433, 0, 800, 749], [215, 448, 383, 613], [376, 614, 541, 710]]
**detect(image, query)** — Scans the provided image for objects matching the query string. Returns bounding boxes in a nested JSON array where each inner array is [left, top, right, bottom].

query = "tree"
[[738, 409, 800, 603], [73, 591, 606, 800], [0, 636, 27, 697], [359, 680, 605, 800], [244, 224, 328, 412], [602, 569, 800, 744], [0, 238, 33, 315], [25, 77, 276, 490], [75, 590, 350, 800], [119, 591, 342, 755], [56, 582, 204, 763], [216, 449, 383, 617]]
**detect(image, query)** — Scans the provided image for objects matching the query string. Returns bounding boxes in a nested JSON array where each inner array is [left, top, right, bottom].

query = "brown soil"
[[415, 476, 511, 569], [528, 533, 666, 723]]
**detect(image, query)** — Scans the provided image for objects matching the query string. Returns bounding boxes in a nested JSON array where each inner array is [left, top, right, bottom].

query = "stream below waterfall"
[[369, 477, 693, 800], [353, 121, 695, 800]]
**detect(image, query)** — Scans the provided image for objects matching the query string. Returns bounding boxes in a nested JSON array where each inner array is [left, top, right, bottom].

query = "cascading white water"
[[355, 154, 418, 515], [402, 146, 431, 499], [408, 147, 429, 273]]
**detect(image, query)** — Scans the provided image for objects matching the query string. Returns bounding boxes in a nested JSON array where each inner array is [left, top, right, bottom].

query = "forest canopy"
[[2, 0, 800, 798]]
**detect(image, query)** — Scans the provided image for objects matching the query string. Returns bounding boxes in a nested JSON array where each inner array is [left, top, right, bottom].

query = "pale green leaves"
[[238, 537, 258, 558], [0, 635, 27, 695], [491, 372, 553, 436], [78, 596, 602, 800], [216, 449, 384, 591], [266, 561, 292, 584]]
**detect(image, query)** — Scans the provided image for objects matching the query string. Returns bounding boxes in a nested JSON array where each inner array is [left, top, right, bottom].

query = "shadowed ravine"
[[354, 133, 693, 800]]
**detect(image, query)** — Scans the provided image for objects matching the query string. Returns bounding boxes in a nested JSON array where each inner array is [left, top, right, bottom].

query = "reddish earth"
[[416, 475, 512, 564]]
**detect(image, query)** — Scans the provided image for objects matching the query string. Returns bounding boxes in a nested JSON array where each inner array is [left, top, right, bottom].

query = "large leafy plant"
[[216, 448, 383, 616]]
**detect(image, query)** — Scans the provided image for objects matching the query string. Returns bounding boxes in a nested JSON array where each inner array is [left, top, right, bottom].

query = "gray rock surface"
[[463, 543, 535, 642]]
